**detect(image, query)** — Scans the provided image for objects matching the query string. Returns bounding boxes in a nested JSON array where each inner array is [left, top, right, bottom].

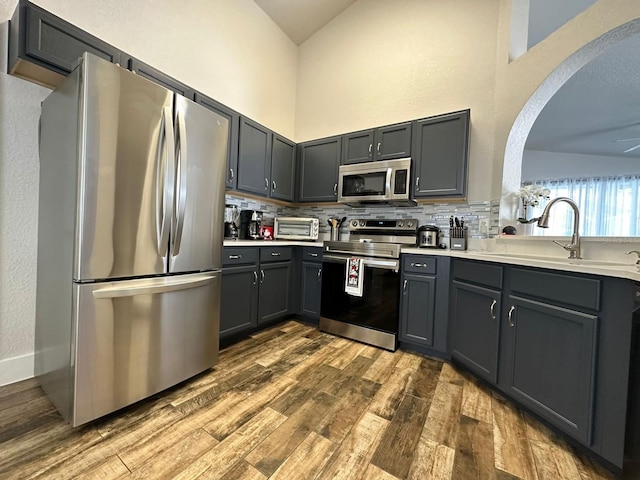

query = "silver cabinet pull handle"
[[415, 177, 420, 188], [229, 168, 234, 180], [410, 262, 427, 268], [271, 252, 281, 256], [403, 279, 408, 293], [272, 180, 277, 191], [333, 183, 338, 196], [252, 271, 257, 285], [490, 299, 497, 319], [265, 178, 269, 190], [317, 268, 322, 280], [308, 252, 318, 257], [260, 270, 265, 284], [228, 254, 242, 259], [508, 306, 516, 327], [377, 142, 381, 155], [368, 144, 372, 155]]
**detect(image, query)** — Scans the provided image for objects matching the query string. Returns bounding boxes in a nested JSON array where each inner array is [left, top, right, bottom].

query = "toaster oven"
[[274, 217, 319, 241]]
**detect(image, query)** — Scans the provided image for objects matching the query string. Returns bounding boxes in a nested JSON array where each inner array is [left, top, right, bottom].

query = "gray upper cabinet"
[[237, 117, 272, 197], [127, 58, 195, 98], [270, 135, 296, 202], [342, 122, 411, 164], [195, 93, 240, 190], [298, 136, 342, 202], [8, 0, 121, 89], [412, 110, 470, 199]]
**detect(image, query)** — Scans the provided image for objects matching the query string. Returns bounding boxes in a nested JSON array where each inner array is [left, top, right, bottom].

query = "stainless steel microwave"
[[337, 157, 416, 206], [274, 217, 319, 241]]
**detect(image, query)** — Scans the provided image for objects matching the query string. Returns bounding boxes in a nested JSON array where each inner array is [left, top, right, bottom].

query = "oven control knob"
[[407, 221, 414, 227], [351, 220, 358, 227], [398, 221, 404, 227], [359, 221, 365, 226]]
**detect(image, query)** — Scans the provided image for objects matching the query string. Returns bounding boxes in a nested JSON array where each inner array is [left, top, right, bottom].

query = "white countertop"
[[402, 247, 640, 282], [222, 239, 640, 282]]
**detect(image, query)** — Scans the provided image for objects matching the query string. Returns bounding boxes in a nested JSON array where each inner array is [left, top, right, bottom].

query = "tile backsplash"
[[225, 194, 501, 238]]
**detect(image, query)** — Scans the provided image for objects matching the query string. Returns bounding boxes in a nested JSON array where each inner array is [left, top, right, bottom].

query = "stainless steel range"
[[320, 218, 417, 351]]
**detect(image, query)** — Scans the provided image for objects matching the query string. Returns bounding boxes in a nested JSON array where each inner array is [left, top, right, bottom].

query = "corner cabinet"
[[8, 0, 121, 88], [270, 135, 296, 202], [342, 122, 411, 164], [412, 110, 470, 199], [298, 136, 342, 202], [194, 93, 240, 190], [450, 260, 503, 383], [237, 117, 273, 197], [399, 255, 450, 355]]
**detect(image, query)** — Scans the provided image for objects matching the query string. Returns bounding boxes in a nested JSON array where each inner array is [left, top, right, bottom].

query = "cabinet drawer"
[[452, 259, 502, 289], [260, 247, 292, 263], [302, 246, 323, 262], [510, 267, 601, 311], [223, 248, 258, 266], [403, 255, 436, 275]]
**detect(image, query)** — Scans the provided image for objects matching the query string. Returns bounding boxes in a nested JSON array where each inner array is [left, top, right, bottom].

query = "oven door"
[[320, 254, 400, 350]]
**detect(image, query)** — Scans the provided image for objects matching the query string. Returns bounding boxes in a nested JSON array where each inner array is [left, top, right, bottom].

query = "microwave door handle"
[[385, 168, 392, 199]]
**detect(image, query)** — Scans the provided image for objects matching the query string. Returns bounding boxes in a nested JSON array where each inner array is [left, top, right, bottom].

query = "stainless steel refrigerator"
[[35, 53, 228, 426]]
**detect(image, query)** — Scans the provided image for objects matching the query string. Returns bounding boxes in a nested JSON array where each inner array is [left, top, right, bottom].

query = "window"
[[524, 176, 640, 236]]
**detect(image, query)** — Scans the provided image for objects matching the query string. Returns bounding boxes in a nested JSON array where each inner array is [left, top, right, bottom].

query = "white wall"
[[295, 0, 500, 202], [522, 150, 640, 180], [0, 0, 298, 385]]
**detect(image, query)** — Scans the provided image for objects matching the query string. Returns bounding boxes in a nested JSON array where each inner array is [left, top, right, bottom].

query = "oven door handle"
[[322, 254, 399, 271]]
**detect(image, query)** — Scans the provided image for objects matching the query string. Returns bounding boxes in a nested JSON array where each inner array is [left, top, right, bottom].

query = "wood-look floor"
[[0, 320, 622, 479]]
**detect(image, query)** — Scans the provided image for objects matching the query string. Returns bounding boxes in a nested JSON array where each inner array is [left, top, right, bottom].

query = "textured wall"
[[294, 0, 501, 202], [522, 150, 640, 181]]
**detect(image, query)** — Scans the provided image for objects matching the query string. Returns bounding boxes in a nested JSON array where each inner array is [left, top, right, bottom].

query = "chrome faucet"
[[537, 197, 581, 259]]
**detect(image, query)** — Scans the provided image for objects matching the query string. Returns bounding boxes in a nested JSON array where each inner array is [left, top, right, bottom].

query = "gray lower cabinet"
[[221, 246, 292, 338], [195, 93, 240, 190], [412, 110, 469, 199], [342, 122, 411, 164], [220, 264, 258, 338], [8, 0, 121, 88], [503, 294, 597, 445], [451, 280, 502, 383], [298, 136, 342, 202], [301, 261, 322, 319], [399, 255, 450, 354]]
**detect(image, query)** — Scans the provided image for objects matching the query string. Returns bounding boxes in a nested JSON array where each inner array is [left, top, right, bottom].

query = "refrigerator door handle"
[[92, 273, 217, 299], [172, 110, 188, 256], [157, 106, 175, 256]]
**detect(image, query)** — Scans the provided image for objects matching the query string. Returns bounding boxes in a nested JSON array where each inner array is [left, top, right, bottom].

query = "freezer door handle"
[[92, 273, 217, 299], [156, 106, 175, 256], [172, 110, 188, 256]]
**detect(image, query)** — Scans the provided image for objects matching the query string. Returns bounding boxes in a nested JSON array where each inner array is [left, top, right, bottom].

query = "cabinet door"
[[220, 265, 258, 338], [128, 58, 194, 98], [237, 117, 272, 197], [451, 280, 501, 383], [8, 1, 121, 88], [374, 122, 412, 161], [195, 93, 239, 190], [301, 261, 322, 319], [504, 295, 598, 445], [270, 135, 296, 202], [258, 262, 291, 323], [399, 273, 436, 347], [412, 110, 469, 198], [342, 130, 374, 164], [298, 136, 342, 202]]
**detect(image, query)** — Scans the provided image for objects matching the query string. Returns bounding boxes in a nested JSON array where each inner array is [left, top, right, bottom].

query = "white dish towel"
[[345, 257, 364, 297]]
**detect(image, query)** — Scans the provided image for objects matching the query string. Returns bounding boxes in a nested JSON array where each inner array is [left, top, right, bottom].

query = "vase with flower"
[[516, 184, 550, 235]]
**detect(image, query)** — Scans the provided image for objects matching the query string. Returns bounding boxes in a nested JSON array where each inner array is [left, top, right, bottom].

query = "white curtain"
[[524, 175, 640, 236]]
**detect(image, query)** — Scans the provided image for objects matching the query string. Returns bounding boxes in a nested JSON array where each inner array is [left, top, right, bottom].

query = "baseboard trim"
[[0, 353, 34, 386]]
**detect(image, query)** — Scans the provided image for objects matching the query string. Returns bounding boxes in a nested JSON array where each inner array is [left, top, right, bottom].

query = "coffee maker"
[[240, 210, 263, 240], [224, 204, 240, 239]]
